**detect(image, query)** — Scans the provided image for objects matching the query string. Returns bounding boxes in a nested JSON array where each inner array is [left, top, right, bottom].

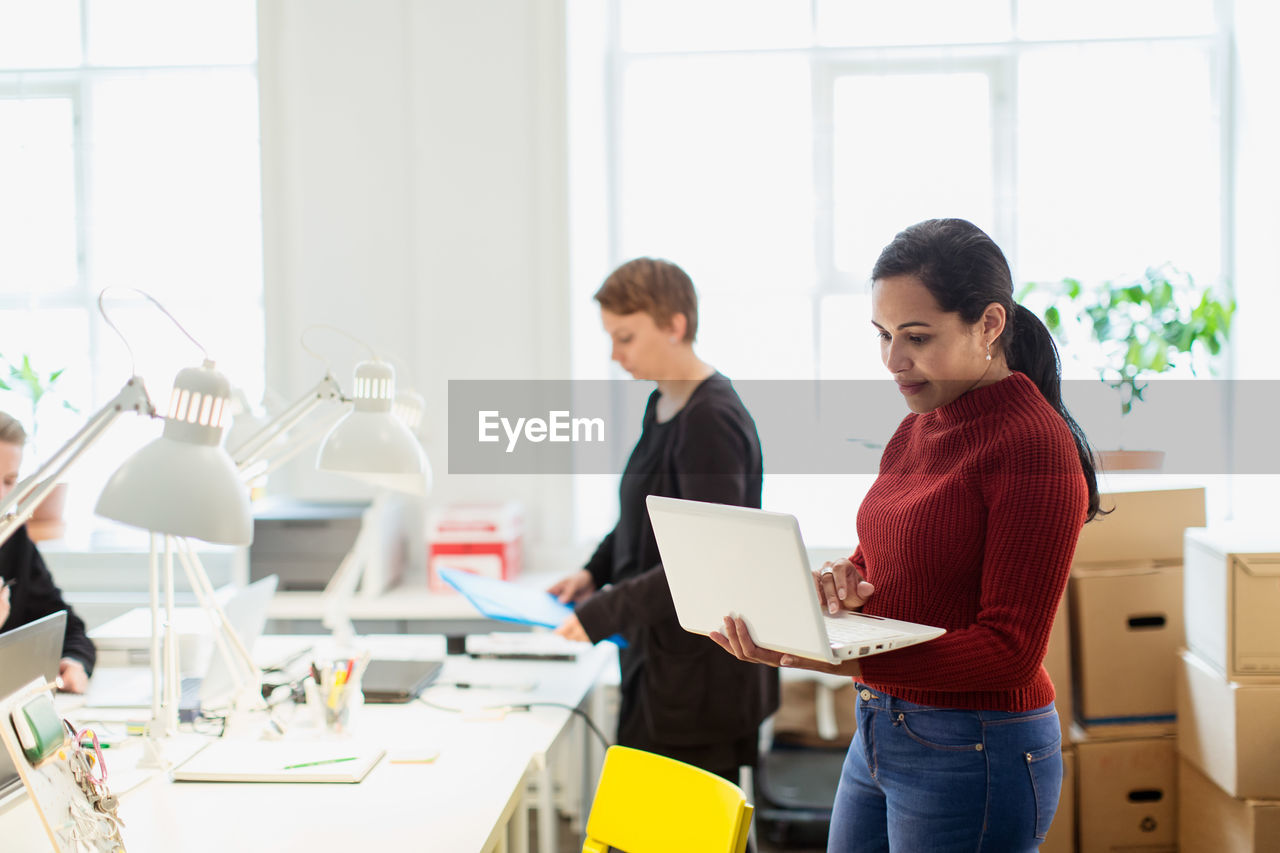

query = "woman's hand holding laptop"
[[711, 614, 863, 677], [709, 558, 875, 677]]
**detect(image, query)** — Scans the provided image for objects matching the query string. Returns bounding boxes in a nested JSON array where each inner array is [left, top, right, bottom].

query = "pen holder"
[[304, 674, 363, 736]]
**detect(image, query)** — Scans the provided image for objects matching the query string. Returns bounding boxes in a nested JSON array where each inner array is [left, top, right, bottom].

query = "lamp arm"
[[0, 377, 155, 547], [175, 538, 263, 707], [246, 405, 349, 481], [229, 374, 345, 471], [320, 494, 387, 646]]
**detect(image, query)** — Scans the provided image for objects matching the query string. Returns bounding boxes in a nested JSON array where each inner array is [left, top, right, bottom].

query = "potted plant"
[[0, 354, 81, 539], [1020, 264, 1235, 470]]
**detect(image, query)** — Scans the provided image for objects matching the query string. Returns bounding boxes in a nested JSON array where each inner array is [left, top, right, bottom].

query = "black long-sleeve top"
[[575, 372, 778, 746], [1, 525, 97, 673]]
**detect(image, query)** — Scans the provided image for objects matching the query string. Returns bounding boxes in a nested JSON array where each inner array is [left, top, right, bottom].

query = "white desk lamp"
[[228, 332, 430, 649], [95, 359, 253, 751]]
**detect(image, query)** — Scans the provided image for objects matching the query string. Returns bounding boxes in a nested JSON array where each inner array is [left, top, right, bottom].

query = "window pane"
[[0, 308, 91, 470], [0, 98, 78, 297], [87, 70, 264, 399], [817, 0, 1010, 46], [1016, 0, 1215, 40], [619, 0, 811, 53], [832, 72, 995, 278], [87, 0, 257, 66], [1017, 44, 1218, 283], [698, 291, 813, 379], [618, 55, 813, 293], [0, 0, 81, 69], [818, 293, 884, 379]]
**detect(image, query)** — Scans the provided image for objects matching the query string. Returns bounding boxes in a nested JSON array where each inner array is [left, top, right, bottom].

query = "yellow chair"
[[582, 745, 754, 853]]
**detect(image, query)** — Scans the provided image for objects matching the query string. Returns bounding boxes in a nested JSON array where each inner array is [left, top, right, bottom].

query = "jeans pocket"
[[1024, 740, 1063, 840], [892, 709, 983, 752]]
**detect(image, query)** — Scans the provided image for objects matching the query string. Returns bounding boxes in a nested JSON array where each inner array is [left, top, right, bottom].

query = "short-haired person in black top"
[[550, 258, 779, 782], [0, 411, 97, 692]]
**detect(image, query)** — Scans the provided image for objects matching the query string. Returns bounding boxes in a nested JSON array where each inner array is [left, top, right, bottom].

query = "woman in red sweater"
[[712, 219, 1100, 851]]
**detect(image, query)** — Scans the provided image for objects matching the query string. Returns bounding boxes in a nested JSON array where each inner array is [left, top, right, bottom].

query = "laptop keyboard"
[[823, 615, 904, 644]]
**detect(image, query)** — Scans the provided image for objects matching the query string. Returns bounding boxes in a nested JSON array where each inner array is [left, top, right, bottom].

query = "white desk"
[[0, 635, 618, 853]]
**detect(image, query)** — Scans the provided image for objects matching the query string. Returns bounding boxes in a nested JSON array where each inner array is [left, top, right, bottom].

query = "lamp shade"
[[317, 360, 430, 495], [96, 360, 253, 545]]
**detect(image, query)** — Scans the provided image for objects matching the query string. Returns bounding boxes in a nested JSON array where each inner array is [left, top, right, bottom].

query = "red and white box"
[[427, 502, 524, 592]]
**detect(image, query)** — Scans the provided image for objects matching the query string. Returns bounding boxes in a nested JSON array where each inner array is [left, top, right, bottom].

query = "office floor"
[[540, 811, 826, 853]]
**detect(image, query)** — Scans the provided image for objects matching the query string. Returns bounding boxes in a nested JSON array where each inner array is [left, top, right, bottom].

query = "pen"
[[282, 756, 359, 770]]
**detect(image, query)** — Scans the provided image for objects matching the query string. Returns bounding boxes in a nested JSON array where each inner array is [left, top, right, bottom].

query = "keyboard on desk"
[[84, 668, 205, 720], [822, 614, 907, 645]]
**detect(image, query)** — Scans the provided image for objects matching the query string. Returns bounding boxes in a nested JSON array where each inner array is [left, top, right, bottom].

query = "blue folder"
[[439, 567, 626, 647], [439, 567, 573, 629]]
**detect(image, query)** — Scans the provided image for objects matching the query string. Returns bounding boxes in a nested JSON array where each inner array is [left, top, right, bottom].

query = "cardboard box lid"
[[1186, 524, 1280, 558], [1072, 488, 1205, 565]]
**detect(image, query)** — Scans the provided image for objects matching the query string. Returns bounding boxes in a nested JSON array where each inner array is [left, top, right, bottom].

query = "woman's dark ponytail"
[[872, 219, 1102, 522], [1008, 303, 1102, 522]]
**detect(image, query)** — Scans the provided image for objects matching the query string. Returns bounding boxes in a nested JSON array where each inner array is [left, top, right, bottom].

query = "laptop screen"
[[0, 611, 66, 799]]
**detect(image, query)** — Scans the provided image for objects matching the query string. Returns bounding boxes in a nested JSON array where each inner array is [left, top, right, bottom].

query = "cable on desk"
[[507, 702, 612, 752], [414, 696, 612, 751]]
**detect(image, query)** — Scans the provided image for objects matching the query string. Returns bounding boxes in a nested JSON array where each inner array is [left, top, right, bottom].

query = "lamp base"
[[135, 729, 210, 771]]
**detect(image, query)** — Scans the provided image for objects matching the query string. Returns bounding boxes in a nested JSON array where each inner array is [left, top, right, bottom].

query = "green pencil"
[[282, 756, 359, 770]]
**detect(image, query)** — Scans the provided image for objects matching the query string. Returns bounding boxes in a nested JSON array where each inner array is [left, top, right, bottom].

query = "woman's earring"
[[670, 336, 678, 344], [985, 341, 992, 362]]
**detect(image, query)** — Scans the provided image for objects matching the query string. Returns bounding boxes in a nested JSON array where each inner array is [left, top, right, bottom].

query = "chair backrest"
[[582, 745, 754, 853]]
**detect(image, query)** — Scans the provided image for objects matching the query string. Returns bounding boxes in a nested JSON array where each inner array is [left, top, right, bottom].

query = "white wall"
[[257, 0, 578, 565]]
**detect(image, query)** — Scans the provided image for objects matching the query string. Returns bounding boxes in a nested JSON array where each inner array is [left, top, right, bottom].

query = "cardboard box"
[[1184, 527, 1280, 681], [1179, 759, 1280, 853], [1043, 594, 1074, 742], [1176, 648, 1280, 799], [427, 502, 524, 592], [1076, 736, 1177, 852], [1069, 564, 1183, 723], [771, 675, 857, 748], [1072, 488, 1205, 565], [1041, 748, 1075, 853]]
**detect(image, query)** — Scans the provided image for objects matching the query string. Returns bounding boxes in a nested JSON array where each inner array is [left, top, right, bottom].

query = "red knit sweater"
[[855, 372, 1087, 711]]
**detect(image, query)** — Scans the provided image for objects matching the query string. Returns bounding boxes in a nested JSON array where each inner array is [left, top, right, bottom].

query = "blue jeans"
[[827, 685, 1062, 852]]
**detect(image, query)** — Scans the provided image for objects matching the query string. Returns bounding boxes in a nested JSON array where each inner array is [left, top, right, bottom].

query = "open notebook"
[[172, 740, 385, 783]]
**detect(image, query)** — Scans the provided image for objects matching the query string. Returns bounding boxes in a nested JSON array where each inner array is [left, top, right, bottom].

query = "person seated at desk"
[[549, 258, 779, 785], [0, 411, 96, 692]]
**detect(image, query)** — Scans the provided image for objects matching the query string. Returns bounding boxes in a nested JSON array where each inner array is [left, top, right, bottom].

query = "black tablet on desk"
[[360, 659, 443, 704]]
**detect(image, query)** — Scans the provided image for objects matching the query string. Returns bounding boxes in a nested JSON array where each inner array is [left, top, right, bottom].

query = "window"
[[0, 0, 263, 537], [571, 0, 1225, 544]]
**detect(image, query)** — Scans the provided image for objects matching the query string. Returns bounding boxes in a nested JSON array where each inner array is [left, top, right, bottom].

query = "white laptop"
[[646, 496, 945, 663], [84, 574, 279, 712]]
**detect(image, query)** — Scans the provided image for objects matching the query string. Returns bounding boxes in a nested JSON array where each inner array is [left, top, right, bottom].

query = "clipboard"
[[0, 678, 126, 852]]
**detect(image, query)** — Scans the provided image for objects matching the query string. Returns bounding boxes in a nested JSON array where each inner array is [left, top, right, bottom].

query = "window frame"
[[576, 2, 1232, 543]]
